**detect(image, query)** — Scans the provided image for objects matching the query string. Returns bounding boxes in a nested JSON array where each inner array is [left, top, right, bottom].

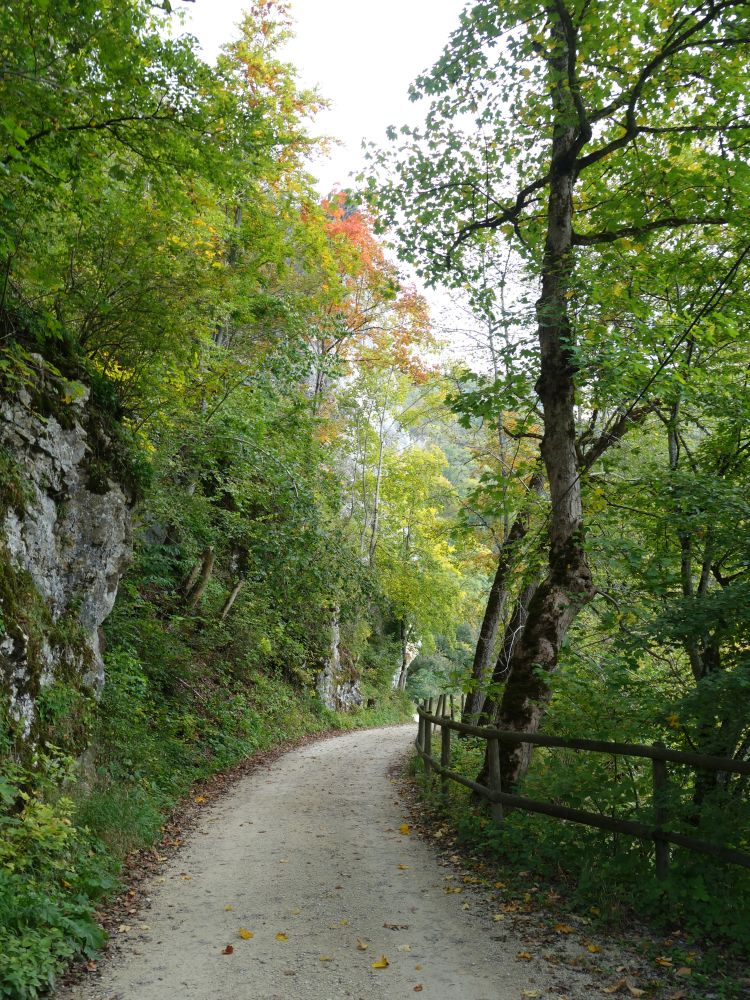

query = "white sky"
[[180, 0, 465, 194]]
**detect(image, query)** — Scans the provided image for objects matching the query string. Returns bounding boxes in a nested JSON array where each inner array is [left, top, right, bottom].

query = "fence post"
[[652, 742, 669, 881], [424, 707, 433, 784], [417, 710, 425, 755], [449, 694, 455, 720], [487, 737, 504, 826], [441, 722, 451, 796]]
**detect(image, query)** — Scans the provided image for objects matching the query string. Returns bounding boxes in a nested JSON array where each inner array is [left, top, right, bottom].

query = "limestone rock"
[[0, 362, 133, 740]]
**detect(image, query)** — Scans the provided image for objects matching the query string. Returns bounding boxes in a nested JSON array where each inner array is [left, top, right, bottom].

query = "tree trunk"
[[220, 578, 245, 621], [492, 16, 595, 790], [474, 578, 541, 788], [463, 470, 543, 725], [479, 577, 541, 726], [184, 546, 215, 610]]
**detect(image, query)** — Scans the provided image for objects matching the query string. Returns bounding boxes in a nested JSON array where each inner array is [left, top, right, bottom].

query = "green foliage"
[[0, 748, 112, 999]]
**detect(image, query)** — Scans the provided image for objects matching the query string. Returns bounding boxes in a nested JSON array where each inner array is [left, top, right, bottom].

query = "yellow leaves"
[[224, 905, 234, 911], [238, 928, 253, 940], [319, 955, 333, 962], [371, 955, 390, 969], [587, 943, 603, 953], [275, 932, 288, 941], [399, 823, 411, 835], [522, 992, 541, 998], [398, 864, 409, 870], [554, 923, 574, 934], [655, 956, 673, 967], [666, 714, 680, 729], [492, 914, 505, 922], [194, 795, 206, 804], [517, 951, 533, 961], [603, 979, 645, 997]]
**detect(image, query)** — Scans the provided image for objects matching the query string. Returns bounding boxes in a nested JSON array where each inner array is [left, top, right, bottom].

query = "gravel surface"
[[57, 725, 571, 1000]]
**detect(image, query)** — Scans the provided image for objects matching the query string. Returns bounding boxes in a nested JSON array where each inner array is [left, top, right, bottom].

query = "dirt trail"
[[58, 725, 569, 1000]]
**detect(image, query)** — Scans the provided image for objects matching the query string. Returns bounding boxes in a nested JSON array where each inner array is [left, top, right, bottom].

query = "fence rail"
[[415, 700, 750, 878]]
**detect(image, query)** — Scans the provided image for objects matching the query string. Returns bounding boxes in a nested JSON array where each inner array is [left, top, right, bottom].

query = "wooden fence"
[[415, 700, 750, 879]]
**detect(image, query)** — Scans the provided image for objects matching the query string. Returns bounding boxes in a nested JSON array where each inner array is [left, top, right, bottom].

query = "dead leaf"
[[224, 905, 234, 912], [356, 938, 368, 951], [587, 943, 602, 953], [415, 964, 423, 971], [319, 955, 333, 962], [371, 955, 390, 969], [517, 951, 533, 961], [238, 928, 253, 940], [194, 795, 206, 804], [398, 944, 412, 952], [603, 981, 626, 995], [555, 923, 574, 934], [493, 914, 505, 922], [522, 992, 540, 998], [398, 864, 409, 870], [626, 983, 645, 998], [675, 967, 691, 977], [221, 945, 234, 955], [656, 956, 674, 967], [275, 932, 289, 942], [399, 823, 411, 835], [414, 986, 424, 993]]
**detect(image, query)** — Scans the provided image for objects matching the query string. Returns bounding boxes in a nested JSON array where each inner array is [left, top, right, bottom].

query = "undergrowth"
[[410, 737, 749, 999]]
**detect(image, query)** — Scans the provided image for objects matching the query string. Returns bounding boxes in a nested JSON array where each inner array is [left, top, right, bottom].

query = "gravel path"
[[59, 725, 563, 1000]]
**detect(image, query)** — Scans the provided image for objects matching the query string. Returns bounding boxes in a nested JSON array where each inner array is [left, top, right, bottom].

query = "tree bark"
[[184, 545, 215, 610], [463, 470, 543, 725], [220, 578, 245, 621], [492, 13, 595, 790]]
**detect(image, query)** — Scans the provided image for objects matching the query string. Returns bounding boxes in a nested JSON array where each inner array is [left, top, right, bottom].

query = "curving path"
[[59, 726, 563, 1000]]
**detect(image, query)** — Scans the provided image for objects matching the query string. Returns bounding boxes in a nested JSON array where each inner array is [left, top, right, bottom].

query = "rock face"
[[0, 361, 133, 741], [317, 612, 363, 713]]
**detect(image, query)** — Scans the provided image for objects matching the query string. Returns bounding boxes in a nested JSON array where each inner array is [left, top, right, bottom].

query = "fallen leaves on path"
[[603, 979, 645, 997], [371, 955, 390, 969], [275, 932, 288, 941], [238, 928, 253, 940], [356, 938, 368, 951], [399, 823, 411, 835], [221, 945, 234, 955]]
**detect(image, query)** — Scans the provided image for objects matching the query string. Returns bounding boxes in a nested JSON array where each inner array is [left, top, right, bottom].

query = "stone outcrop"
[[317, 611, 363, 713], [0, 359, 133, 741]]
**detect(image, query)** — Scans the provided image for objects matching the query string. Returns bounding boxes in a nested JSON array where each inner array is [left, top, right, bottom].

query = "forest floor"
[[53, 725, 731, 1000]]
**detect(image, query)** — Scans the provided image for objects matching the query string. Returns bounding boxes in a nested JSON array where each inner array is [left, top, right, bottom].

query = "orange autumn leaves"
[[318, 192, 434, 385]]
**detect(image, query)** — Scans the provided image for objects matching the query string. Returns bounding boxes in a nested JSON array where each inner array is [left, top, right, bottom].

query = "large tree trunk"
[[492, 17, 595, 790], [474, 577, 541, 788], [479, 578, 541, 726], [463, 471, 543, 725]]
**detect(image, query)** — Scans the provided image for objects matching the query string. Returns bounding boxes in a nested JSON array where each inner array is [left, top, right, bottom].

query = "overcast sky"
[[181, 0, 465, 193]]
